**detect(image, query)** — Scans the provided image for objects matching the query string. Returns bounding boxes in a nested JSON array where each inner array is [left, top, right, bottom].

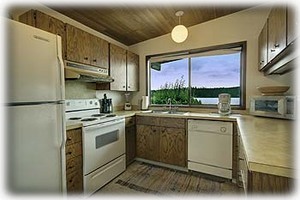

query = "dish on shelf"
[[257, 86, 290, 96]]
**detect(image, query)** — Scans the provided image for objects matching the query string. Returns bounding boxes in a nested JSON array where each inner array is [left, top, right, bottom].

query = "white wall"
[[129, 5, 295, 109]]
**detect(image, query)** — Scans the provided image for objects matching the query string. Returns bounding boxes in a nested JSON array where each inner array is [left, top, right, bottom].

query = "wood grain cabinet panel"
[[136, 116, 187, 167], [66, 169, 83, 193], [159, 117, 185, 129], [109, 44, 139, 91], [90, 36, 109, 68], [110, 43, 127, 90], [66, 156, 82, 175], [287, 7, 297, 45], [127, 51, 139, 91], [66, 128, 83, 194], [136, 125, 160, 162], [125, 117, 136, 166], [66, 24, 91, 65], [268, 6, 287, 61], [160, 127, 186, 167], [258, 21, 268, 70]]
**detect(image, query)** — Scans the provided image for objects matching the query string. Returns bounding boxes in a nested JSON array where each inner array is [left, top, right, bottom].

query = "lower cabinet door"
[[160, 127, 186, 167], [136, 125, 160, 162]]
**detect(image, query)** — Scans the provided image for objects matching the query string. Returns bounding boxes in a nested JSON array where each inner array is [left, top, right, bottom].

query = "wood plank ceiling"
[[49, 4, 256, 46]]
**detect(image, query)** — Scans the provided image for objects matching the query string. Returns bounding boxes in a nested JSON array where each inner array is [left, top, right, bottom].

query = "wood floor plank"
[[94, 161, 242, 195]]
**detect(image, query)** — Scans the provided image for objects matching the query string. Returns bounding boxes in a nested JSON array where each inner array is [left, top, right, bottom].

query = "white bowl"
[[257, 86, 290, 96]]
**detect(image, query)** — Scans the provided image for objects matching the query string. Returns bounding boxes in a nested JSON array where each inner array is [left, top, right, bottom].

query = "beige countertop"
[[66, 120, 82, 131], [65, 110, 294, 178], [237, 115, 294, 178]]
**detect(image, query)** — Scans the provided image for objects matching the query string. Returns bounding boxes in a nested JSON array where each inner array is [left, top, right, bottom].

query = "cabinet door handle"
[[274, 43, 280, 48], [270, 49, 276, 52], [93, 59, 97, 62], [84, 57, 88, 60], [123, 86, 126, 88]]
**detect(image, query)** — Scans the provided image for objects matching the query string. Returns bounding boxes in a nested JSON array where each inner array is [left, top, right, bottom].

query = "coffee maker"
[[218, 93, 231, 115], [100, 93, 113, 113]]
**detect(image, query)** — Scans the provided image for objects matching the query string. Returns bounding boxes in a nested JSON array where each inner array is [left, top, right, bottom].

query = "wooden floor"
[[94, 161, 243, 196]]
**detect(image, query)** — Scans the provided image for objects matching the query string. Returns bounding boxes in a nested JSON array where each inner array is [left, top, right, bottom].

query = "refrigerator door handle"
[[58, 104, 67, 194], [56, 35, 65, 100]]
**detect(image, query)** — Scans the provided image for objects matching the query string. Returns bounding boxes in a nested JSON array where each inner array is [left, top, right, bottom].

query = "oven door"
[[82, 118, 125, 175]]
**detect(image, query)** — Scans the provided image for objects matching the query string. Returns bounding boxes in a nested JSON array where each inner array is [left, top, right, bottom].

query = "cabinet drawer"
[[159, 117, 185, 128], [125, 116, 136, 127], [66, 128, 82, 146], [66, 156, 82, 175], [66, 142, 82, 160], [66, 169, 83, 193], [136, 116, 159, 126]]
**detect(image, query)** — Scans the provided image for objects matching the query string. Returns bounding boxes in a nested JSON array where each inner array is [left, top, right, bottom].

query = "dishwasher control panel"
[[188, 119, 233, 135]]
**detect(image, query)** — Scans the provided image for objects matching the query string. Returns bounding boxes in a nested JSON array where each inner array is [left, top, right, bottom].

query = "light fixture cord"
[[179, 15, 181, 25]]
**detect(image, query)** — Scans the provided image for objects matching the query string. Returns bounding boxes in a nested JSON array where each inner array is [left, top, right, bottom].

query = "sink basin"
[[150, 110, 189, 115]]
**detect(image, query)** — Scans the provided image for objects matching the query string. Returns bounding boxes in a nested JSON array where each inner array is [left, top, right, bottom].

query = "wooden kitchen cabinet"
[[136, 124, 161, 162], [109, 44, 139, 91], [65, 128, 83, 193], [19, 10, 66, 58], [66, 24, 109, 68], [136, 116, 186, 167], [66, 24, 90, 65], [125, 116, 136, 166], [160, 127, 186, 167], [287, 7, 297, 45], [110, 43, 127, 90], [90, 35, 109, 68], [267, 6, 287, 62], [258, 21, 268, 70], [126, 51, 139, 91]]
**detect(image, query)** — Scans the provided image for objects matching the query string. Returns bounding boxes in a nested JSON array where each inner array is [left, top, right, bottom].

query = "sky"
[[151, 53, 241, 90]]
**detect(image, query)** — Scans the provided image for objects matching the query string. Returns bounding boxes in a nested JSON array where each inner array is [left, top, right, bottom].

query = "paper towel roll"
[[141, 96, 149, 110]]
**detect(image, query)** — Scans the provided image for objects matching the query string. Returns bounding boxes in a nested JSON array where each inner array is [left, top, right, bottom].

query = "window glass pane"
[[150, 58, 189, 105], [191, 52, 241, 105]]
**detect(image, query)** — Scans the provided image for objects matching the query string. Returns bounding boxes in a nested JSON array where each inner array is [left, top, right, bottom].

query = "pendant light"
[[171, 11, 188, 43]]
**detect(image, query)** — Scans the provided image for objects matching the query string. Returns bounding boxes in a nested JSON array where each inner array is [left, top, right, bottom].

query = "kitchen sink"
[[150, 110, 189, 115]]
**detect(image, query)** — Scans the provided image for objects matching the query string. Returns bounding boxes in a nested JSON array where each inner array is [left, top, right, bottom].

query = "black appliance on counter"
[[100, 94, 113, 113]]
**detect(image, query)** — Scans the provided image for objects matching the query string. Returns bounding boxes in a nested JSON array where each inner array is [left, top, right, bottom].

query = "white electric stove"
[[65, 99, 126, 196]]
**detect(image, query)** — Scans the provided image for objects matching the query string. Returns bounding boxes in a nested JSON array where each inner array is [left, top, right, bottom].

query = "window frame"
[[146, 41, 247, 110]]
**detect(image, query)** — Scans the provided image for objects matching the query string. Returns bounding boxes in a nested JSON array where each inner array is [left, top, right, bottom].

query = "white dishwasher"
[[188, 119, 233, 179]]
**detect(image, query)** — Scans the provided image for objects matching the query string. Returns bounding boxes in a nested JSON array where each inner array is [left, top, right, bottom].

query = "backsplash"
[[65, 80, 128, 110], [65, 81, 96, 99]]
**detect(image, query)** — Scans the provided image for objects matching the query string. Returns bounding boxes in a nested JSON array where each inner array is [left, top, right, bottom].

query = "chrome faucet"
[[167, 98, 172, 113]]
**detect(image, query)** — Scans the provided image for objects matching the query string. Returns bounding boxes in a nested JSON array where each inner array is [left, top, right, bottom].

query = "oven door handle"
[[84, 118, 124, 131]]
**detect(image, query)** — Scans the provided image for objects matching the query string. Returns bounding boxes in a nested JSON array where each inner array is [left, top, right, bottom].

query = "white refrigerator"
[[6, 20, 66, 193]]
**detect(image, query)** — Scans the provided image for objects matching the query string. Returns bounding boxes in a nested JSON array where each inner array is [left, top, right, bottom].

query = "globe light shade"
[[171, 24, 188, 43]]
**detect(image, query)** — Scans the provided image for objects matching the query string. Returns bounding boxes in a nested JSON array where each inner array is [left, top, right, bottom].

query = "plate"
[[257, 86, 290, 96]]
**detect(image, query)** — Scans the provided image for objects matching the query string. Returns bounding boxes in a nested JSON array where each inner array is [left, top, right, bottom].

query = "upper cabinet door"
[[127, 51, 139, 91], [90, 35, 109, 68], [268, 6, 287, 61], [110, 44, 127, 91], [287, 7, 297, 45], [66, 24, 90, 65], [258, 21, 268, 70]]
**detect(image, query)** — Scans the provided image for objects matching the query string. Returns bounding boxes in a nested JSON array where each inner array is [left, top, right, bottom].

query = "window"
[[148, 42, 246, 109]]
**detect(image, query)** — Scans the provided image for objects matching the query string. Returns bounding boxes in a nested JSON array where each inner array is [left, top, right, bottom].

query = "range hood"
[[64, 60, 114, 83]]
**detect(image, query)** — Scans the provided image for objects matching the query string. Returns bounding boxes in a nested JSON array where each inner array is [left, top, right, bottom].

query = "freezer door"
[[7, 103, 66, 193], [7, 20, 64, 103]]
